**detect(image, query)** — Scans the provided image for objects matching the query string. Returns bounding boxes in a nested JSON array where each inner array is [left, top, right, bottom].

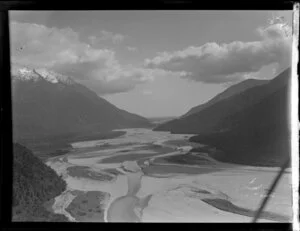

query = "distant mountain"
[[12, 143, 68, 221], [155, 68, 291, 166], [181, 79, 268, 118], [12, 66, 152, 144], [147, 116, 177, 126]]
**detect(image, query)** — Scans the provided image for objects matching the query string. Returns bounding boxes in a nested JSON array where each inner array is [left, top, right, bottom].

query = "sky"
[[9, 10, 293, 117]]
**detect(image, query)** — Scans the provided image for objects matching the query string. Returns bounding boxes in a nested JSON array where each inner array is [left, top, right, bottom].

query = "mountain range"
[[155, 68, 291, 166], [11, 66, 152, 151], [11, 65, 291, 166]]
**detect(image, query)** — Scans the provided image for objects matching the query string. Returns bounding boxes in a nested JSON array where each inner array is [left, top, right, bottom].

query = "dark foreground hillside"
[[12, 143, 68, 221]]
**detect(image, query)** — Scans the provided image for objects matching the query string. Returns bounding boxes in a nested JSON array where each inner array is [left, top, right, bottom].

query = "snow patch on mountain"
[[11, 66, 40, 81], [11, 66, 76, 85], [34, 68, 59, 83], [34, 68, 76, 85]]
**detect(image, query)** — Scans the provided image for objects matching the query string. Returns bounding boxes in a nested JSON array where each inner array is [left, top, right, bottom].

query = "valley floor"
[[46, 128, 292, 222]]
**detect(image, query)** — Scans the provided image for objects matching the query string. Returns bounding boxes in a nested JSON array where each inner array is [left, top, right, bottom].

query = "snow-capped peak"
[[19, 68, 31, 75], [12, 66, 76, 85], [11, 66, 40, 81]]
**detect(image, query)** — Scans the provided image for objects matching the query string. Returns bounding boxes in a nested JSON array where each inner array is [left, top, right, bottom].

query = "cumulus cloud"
[[54, 60, 161, 94], [145, 19, 292, 83], [10, 21, 154, 95]]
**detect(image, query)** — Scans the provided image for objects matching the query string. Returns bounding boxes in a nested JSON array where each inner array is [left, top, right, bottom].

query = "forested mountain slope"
[[12, 143, 68, 221]]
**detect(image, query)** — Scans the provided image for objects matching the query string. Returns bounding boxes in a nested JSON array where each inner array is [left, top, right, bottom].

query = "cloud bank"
[[10, 22, 156, 95], [10, 17, 292, 95], [145, 19, 292, 83]]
